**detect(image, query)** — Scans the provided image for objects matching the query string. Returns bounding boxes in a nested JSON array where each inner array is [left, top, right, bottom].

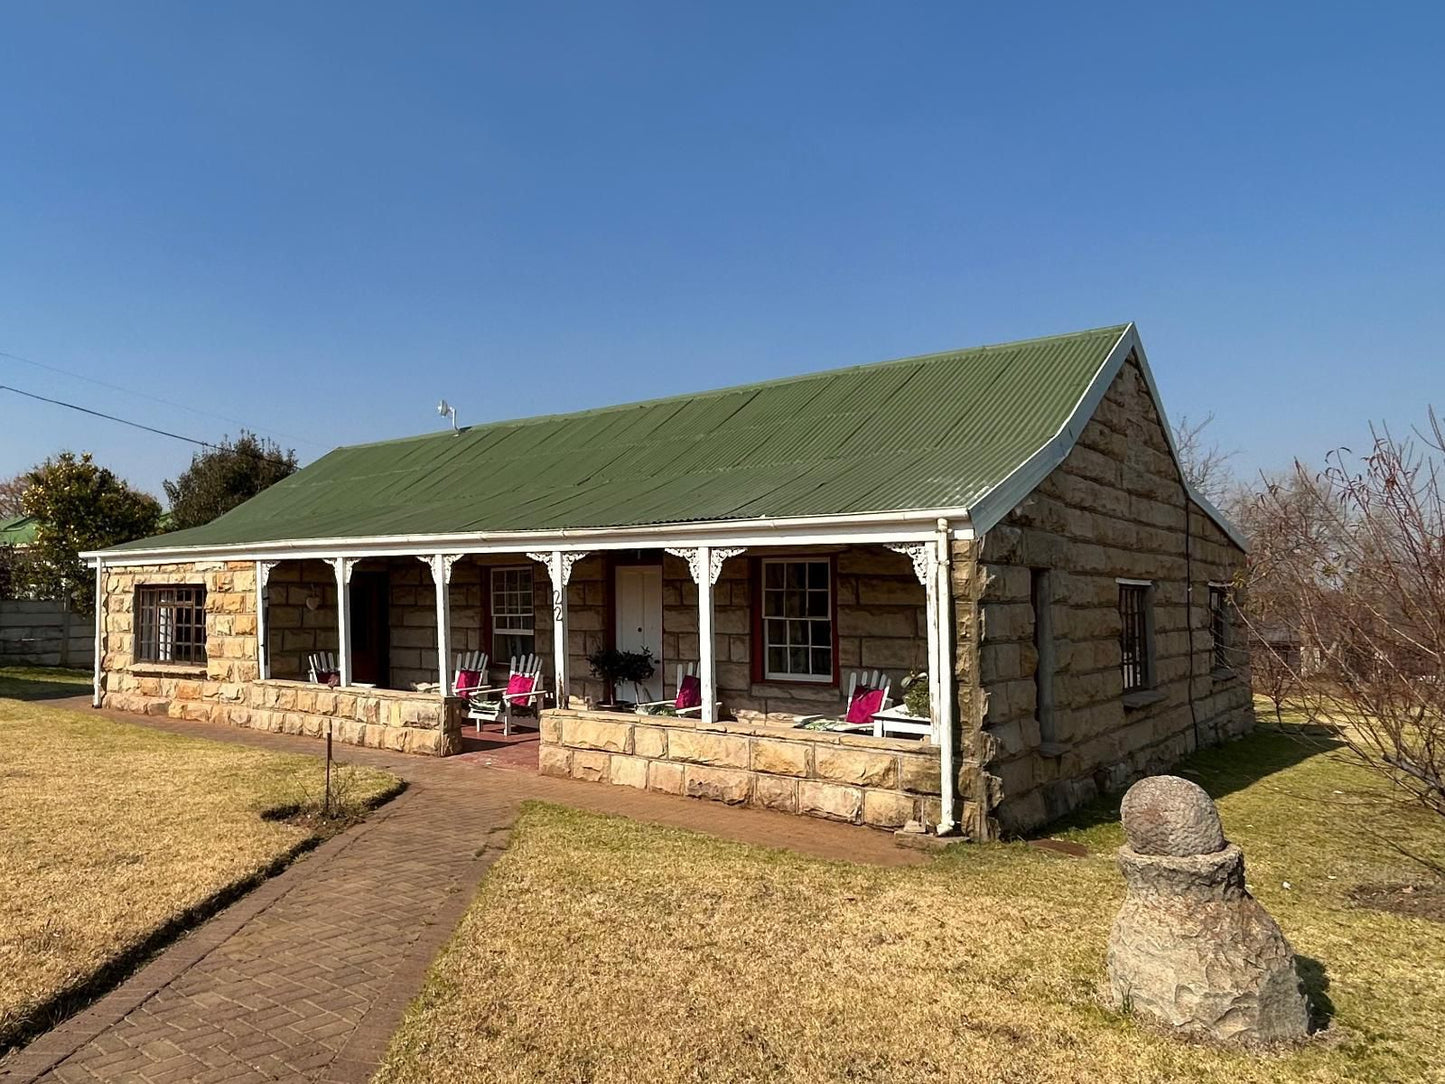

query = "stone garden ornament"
[[1106, 775, 1311, 1043]]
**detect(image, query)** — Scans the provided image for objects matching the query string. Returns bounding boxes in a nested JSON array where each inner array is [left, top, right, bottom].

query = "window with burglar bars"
[[491, 567, 534, 662], [762, 558, 833, 681], [1209, 585, 1231, 670], [1118, 582, 1152, 693], [135, 585, 207, 664]]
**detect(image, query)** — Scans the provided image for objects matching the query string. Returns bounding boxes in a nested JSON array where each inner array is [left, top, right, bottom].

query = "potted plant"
[[900, 669, 930, 718], [587, 647, 657, 710]]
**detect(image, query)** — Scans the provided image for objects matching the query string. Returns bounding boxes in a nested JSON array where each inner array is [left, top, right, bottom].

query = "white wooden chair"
[[795, 670, 893, 731], [635, 661, 711, 717], [307, 651, 339, 685], [465, 654, 545, 736], [451, 650, 489, 697]]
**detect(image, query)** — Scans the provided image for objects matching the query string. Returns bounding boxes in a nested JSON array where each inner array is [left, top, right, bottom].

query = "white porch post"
[[92, 558, 104, 708], [697, 545, 715, 723], [333, 557, 354, 687], [888, 535, 955, 835], [666, 546, 745, 724], [527, 551, 587, 708], [256, 561, 276, 680], [423, 555, 458, 696]]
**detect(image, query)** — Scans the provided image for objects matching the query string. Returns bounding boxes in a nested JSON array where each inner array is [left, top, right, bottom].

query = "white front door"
[[614, 564, 664, 702]]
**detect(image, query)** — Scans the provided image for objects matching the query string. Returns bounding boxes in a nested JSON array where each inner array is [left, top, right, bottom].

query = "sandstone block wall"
[[235, 681, 462, 755], [100, 560, 459, 755], [968, 357, 1253, 834], [539, 708, 947, 829]]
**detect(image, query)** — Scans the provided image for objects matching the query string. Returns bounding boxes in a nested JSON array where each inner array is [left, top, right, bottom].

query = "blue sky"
[[1, 2, 1441, 501]]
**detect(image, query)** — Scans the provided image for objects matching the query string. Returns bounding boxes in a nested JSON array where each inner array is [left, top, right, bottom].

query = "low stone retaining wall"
[[539, 709, 943, 829], [105, 677, 463, 756], [235, 681, 464, 756]]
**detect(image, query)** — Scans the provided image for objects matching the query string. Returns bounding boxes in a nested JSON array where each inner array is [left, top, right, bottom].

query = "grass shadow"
[[1032, 719, 1345, 839], [0, 667, 93, 702]]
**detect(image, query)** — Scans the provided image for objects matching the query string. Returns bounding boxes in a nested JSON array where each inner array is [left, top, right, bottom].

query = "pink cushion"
[[506, 673, 536, 699], [455, 669, 483, 694], [674, 674, 702, 710], [844, 686, 886, 724]]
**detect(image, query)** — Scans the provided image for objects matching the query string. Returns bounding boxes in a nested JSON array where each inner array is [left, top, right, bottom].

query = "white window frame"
[[761, 557, 834, 683], [490, 566, 534, 660]]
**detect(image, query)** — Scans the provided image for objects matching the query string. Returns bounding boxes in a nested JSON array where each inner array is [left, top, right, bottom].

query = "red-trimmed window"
[[760, 558, 833, 681]]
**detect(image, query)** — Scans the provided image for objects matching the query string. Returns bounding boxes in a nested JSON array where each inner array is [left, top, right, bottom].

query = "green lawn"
[[378, 719, 1445, 1084], [0, 672, 401, 1050]]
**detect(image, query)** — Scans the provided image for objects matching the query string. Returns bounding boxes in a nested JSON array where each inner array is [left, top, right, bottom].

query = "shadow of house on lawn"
[[1032, 719, 1345, 840], [0, 667, 94, 703]]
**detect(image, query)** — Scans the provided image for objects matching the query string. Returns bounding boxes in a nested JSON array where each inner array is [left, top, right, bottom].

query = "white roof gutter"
[[83, 507, 978, 566]]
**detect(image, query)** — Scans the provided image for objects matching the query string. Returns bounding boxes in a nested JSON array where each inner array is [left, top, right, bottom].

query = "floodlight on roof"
[[437, 399, 458, 432]]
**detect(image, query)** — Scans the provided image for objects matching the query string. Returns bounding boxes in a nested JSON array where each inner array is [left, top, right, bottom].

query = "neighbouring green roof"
[[1, 515, 36, 547], [108, 324, 1131, 552]]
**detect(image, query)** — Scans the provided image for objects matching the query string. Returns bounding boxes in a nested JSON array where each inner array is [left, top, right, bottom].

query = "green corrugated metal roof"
[[1, 515, 36, 547], [108, 324, 1129, 551]]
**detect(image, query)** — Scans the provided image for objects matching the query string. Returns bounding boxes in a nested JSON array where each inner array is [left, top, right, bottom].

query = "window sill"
[[1122, 689, 1167, 711], [1211, 667, 1237, 683], [1037, 741, 1069, 758], [127, 661, 208, 677]]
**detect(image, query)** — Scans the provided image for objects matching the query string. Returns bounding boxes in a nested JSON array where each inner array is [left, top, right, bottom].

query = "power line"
[[0, 347, 325, 449], [0, 383, 299, 469]]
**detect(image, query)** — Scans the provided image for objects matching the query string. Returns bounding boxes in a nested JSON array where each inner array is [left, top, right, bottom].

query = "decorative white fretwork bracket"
[[417, 554, 463, 583], [527, 551, 590, 621], [333, 557, 358, 585], [885, 541, 935, 587], [665, 546, 747, 586], [257, 560, 280, 591], [526, 551, 589, 588]]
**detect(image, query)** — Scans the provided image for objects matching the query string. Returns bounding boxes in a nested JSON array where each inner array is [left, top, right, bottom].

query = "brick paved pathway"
[[2, 703, 923, 1083]]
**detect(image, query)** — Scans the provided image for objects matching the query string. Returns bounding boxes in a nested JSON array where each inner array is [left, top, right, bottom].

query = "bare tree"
[[1257, 412, 1445, 831], [1229, 470, 1324, 722], [1174, 412, 1235, 506], [0, 474, 25, 519]]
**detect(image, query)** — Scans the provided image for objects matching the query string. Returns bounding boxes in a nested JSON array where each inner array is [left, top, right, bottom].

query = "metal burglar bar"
[[1119, 584, 1149, 692], [135, 585, 207, 664]]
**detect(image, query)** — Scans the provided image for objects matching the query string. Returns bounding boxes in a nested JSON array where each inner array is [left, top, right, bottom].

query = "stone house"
[[85, 323, 1252, 838]]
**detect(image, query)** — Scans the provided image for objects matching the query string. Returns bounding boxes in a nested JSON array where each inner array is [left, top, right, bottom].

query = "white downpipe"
[[255, 561, 270, 680], [697, 544, 716, 724], [935, 518, 957, 835], [92, 559, 104, 708], [334, 558, 352, 687], [924, 574, 940, 744]]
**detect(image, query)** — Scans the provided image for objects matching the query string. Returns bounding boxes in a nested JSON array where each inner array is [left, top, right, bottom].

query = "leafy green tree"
[[163, 431, 298, 531], [21, 452, 162, 608]]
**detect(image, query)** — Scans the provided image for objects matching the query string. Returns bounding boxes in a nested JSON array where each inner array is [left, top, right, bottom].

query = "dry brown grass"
[[0, 685, 399, 1049], [378, 722, 1445, 1084]]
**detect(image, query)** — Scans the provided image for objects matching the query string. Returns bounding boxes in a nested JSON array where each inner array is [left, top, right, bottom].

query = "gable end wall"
[[972, 354, 1253, 832]]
